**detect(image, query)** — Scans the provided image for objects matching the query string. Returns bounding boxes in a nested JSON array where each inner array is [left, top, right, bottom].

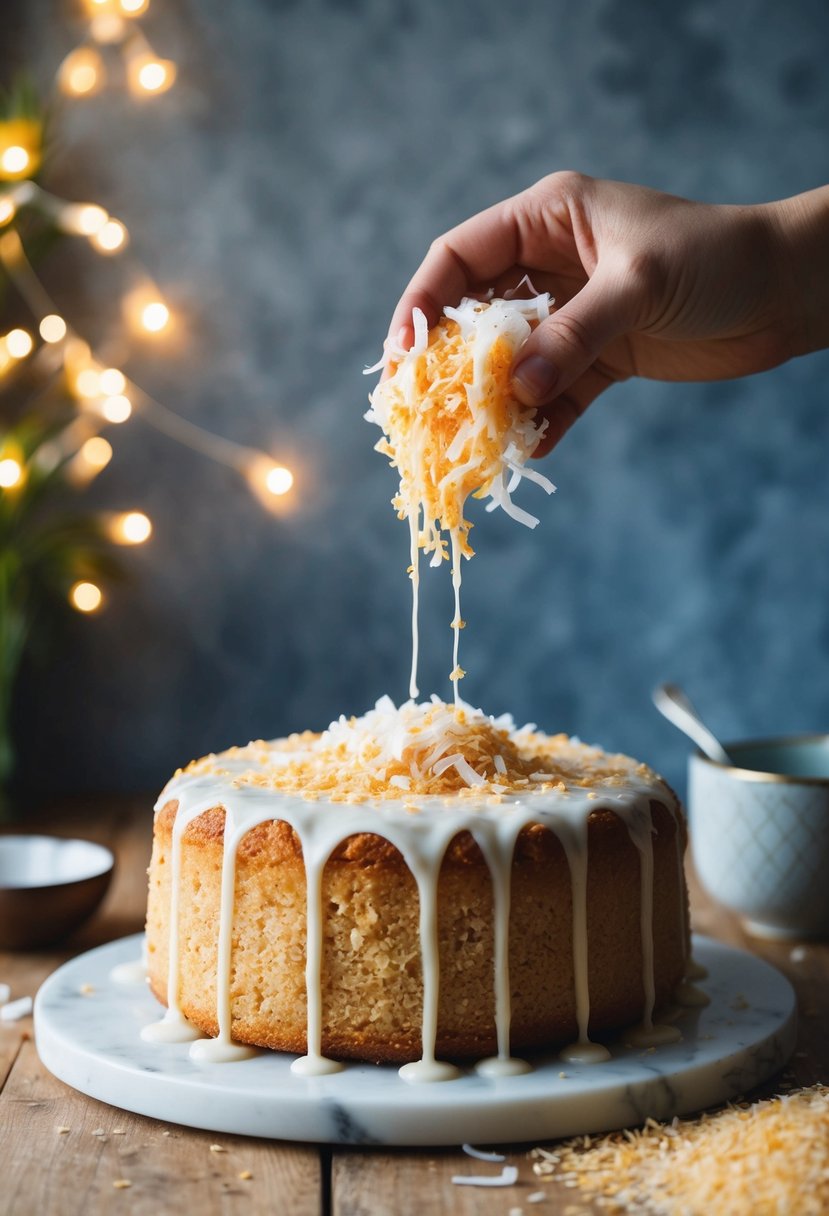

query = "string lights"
[[0, 0, 295, 617]]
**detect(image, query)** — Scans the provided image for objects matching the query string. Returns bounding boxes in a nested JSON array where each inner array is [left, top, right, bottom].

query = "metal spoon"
[[651, 683, 731, 765]]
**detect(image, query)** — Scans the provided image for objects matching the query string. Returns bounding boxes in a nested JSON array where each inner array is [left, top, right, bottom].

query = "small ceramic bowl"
[[0, 835, 115, 950], [689, 735, 829, 939]]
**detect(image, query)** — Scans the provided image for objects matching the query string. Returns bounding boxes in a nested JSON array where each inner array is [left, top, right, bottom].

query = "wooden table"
[[0, 799, 826, 1215]]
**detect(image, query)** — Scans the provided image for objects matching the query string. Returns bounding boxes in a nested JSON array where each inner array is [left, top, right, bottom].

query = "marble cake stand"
[[34, 934, 795, 1146]]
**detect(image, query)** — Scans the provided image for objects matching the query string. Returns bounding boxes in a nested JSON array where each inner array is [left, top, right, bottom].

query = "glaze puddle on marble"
[[33, 934, 795, 1146]]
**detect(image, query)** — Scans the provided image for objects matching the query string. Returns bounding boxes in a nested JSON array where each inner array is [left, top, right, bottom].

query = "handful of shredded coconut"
[[364, 293, 556, 702]]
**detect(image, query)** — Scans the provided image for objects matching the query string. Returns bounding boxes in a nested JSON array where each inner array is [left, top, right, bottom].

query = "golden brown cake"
[[144, 699, 690, 1071]]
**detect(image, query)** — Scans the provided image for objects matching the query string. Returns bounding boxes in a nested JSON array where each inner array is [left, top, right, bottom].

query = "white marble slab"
[[34, 934, 795, 1146]]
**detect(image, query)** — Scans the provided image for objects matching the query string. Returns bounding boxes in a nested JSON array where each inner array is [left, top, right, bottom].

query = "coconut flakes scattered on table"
[[451, 1164, 518, 1187], [0, 996, 32, 1022], [462, 1143, 507, 1162], [531, 1085, 829, 1216]]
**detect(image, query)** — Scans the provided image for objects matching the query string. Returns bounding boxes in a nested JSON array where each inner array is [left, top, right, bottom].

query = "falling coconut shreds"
[[365, 294, 556, 703], [531, 1085, 829, 1216]]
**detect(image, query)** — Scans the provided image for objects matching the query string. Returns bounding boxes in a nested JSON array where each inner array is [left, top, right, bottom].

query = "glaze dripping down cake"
[[145, 698, 689, 1077]]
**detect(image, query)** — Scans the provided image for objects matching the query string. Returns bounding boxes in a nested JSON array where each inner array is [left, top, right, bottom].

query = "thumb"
[[511, 268, 635, 407]]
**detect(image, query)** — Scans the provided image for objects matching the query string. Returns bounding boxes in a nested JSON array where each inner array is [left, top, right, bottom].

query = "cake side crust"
[[146, 799, 688, 1063]]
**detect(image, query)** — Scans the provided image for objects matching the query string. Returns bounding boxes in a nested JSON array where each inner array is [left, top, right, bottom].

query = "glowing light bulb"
[[0, 196, 15, 226], [58, 47, 105, 97], [0, 147, 29, 176], [90, 12, 126, 42], [70, 580, 103, 613], [98, 367, 126, 396], [75, 368, 101, 398], [128, 54, 176, 96], [64, 203, 109, 236], [246, 455, 297, 511], [265, 465, 294, 496], [0, 457, 22, 488], [119, 0, 149, 13], [112, 511, 152, 544], [6, 328, 33, 358], [80, 436, 113, 470], [39, 314, 67, 344], [141, 301, 169, 332], [91, 218, 128, 253], [101, 394, 132, 423]]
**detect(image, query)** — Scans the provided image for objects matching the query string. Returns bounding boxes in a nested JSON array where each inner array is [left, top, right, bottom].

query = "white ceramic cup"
[[688, 735, 829, 939]]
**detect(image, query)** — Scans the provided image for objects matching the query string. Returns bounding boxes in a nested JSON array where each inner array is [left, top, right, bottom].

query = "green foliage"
[[0, 76, 43, 125], [0, 411, 121, 812]]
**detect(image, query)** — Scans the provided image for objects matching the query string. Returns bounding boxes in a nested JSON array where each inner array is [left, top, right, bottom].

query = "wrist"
[[765, 187, 829, 358]]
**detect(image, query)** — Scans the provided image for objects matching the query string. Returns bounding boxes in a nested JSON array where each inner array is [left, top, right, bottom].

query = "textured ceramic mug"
[[688, 736, 829, 939]]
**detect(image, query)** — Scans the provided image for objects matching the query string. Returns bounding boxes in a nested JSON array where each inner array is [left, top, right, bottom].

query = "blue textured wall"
[[9, 0, 829, 799]]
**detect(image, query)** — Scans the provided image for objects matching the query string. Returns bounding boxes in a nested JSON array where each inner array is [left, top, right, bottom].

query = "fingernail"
[[512, 355, 558, 404]]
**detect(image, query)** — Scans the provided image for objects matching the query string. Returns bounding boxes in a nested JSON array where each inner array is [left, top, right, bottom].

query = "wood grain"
[[0, 1038, 320, 1216], [1, 801, 827, 1216]]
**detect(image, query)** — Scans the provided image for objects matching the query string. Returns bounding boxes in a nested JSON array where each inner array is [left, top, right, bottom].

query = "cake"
[[143, 293, 691, 1078], [144, 698, 690, 1078]]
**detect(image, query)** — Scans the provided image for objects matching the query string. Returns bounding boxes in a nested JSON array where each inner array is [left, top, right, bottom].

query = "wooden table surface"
[[0, 798, 826, 1216]]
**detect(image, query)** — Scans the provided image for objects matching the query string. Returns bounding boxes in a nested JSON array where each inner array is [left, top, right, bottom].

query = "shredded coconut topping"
[[532, 1084, 829, 1216], [364, 295, 555, 703], [178, 696, 662, 804]]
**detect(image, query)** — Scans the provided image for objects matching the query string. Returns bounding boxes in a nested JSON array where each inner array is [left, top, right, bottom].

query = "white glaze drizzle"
[[472, 823, 532, 1077], [141, 790, 214, 1044], [673, 981, 711, 1008], [624, 800, 682, 1049], [685, 957, 709, 982], [145, 752, 686, 1077], [110, 959, 147, 986], [190, 820, 258, 1064], [555, 814, 611, 1065], [291, 840, 344, 1077]]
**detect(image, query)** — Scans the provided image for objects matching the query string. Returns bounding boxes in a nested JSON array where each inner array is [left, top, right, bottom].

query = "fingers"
[[387, 197, 522, 348], [530, 363, 617, 459], [512, 265, 636, 410]]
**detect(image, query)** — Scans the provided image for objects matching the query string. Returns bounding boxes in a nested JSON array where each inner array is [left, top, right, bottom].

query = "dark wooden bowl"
[[0, 835, 115, 950]]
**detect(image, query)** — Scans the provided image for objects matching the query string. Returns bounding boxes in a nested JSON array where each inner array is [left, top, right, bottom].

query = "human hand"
[[388, 173, 827, 457]]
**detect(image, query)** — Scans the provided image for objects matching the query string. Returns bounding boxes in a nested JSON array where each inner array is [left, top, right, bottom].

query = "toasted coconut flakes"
[[364, 296, 555, 696], [209, 1143, 227, 1153], [238, 1170, 253, 1180], [173, 697, 666, 806], [531, 1085, 829, 1215], [112, 1180, 132, 1189]]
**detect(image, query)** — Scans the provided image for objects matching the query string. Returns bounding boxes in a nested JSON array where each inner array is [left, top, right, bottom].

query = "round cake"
[[144, 698, 690, 1075]]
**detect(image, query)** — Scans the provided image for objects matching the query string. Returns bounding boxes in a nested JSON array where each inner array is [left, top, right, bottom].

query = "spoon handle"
[[652, 683, 731, 765]]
